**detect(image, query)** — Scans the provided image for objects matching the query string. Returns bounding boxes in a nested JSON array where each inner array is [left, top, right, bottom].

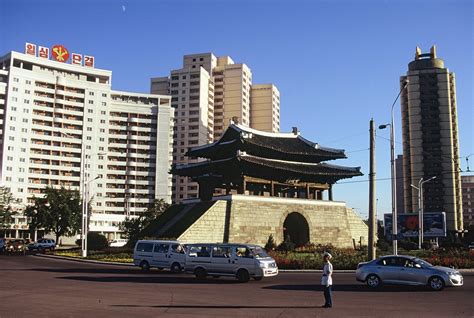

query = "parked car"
[[28, 239, 56, 251], [109, 239, 128, 248], [133, 240, 186, 273], [6, 239, 27, 255], [0, 238, 6, 253], [468, 242, 474, 250], [356, 255, 463, 291], [185, 243, 278, 283]]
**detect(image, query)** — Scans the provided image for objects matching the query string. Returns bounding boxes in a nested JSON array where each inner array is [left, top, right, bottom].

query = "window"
[[235, 247, 253, 258], [25, 90, 30, 94], [212, 246, 232, 258], [102, 93, 107, 97], [376, 257, 405, 267], [153, 244, 169, 254], [89, 92, 94, 96], [88, 100, 94, 104], [102, 102, 107, 106], [135, 243, 153, 252], [188, 245, 211, 258], [88, 109, 93, 113]]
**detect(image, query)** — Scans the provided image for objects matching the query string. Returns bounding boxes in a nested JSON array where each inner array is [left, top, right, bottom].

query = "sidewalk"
[[34, 254, 474, 273]]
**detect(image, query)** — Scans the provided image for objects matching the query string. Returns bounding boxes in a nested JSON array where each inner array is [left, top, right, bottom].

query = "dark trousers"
[[323, 285, 332, 307]]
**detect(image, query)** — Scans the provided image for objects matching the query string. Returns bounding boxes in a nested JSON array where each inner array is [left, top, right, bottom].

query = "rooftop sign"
[[25, 42, 95, 68]]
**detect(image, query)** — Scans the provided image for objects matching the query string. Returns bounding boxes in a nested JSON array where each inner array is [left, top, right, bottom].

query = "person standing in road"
[[321, 252, 333, 308]]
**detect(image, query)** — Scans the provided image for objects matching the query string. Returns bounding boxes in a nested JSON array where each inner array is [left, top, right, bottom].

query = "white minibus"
[[133, 240, 186, 272], [185, 243, 278, 283]]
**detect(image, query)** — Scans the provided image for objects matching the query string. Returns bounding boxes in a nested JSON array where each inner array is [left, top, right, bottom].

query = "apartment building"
[[400, 46, 463, 233], [250, 84, 280, 133], [0, 48, 173, 239], [151, 52, 280, 203]]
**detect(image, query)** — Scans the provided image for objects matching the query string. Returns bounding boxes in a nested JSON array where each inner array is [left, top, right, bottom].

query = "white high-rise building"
[[0, 48, 173, 239], [151, 53, 280, 203]]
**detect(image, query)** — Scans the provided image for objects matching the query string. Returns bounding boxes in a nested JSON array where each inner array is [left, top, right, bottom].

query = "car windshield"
[[414, 258, 433, 267], [250, 247, 269, 259]]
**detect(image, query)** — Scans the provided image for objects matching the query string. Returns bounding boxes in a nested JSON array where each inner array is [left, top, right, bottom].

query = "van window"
[[188, 245, 211, 258], [136, 243, 153, 252], [154, 244, 170, 253], [212, 246, 232, 258], [171, 244, 185, 254], [235, 247, 252, 258]]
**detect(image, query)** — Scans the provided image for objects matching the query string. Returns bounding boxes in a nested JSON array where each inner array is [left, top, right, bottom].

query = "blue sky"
[[1, 0, 472, 219]]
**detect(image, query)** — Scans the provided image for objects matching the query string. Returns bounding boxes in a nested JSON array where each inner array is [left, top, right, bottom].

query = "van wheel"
[[171, 263, 182, 273], [140, 261, 150, 272], [253, 276, 263, 281], [237, 269, 250, 283], [428, 276, 445, 291], [195, 268, 207, 280]]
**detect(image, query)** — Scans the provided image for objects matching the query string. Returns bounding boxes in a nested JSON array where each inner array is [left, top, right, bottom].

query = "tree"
[[0, 187, 18, 232], [24, 187, 82, 244], [119, 199, 169, 244]]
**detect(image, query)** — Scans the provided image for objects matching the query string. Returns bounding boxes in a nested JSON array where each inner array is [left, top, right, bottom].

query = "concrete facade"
[[0, 50, 174, 238], [178, 195, 368, 248], [250, 84, 280, 133], [400, 46, 463, 233]]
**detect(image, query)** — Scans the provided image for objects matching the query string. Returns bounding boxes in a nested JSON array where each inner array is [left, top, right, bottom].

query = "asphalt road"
[[0, 255, 472, 318]]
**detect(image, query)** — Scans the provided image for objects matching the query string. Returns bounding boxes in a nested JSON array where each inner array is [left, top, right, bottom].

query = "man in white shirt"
[[321, 252, 333, 308]]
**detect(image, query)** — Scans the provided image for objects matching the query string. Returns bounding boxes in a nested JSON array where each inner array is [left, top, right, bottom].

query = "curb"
[[35, 254, 474, 274]]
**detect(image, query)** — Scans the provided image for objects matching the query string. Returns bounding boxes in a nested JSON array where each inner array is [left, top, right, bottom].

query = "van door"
[[152, 243, 170, 268], [169, 244, 186, 266], [210, 246, 233, 274], [234, 246, 257, 275]]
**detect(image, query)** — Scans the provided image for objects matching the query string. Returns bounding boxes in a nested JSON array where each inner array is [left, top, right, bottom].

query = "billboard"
[[384, 212, 446, 238]]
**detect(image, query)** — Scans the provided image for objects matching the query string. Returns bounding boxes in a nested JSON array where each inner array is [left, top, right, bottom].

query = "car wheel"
[[140, 261, 150, 272], [195, 268, 207, 280], [237, 269, 250, 283], [170, 262, 182, 273], [253, 276, 263, 281], [428, 276, 445, 291], [366, 274, 381, 288]]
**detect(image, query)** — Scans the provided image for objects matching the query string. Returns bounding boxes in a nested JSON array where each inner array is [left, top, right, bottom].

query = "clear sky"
[[1, 0, 473, 219]]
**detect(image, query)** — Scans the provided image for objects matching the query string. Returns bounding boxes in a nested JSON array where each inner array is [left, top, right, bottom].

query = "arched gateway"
[[283, 212, 310, 247]]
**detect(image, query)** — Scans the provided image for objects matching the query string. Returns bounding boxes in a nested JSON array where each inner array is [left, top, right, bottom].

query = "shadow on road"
[[56, 275, 243, 284], [263, 284, 432, 293], [29, 267, 146, 275], [111, 304, 321, 309]]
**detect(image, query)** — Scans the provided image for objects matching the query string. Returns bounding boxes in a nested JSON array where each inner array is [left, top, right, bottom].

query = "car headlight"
[[259, 263, 268, 269], [448, 272, 459, 277]]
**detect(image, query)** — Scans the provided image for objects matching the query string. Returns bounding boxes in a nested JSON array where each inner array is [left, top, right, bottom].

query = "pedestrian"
[[321, 252, 333, 308]]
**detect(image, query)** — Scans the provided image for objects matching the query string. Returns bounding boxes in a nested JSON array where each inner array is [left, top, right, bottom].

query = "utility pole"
[[368, 119, 377, 260]]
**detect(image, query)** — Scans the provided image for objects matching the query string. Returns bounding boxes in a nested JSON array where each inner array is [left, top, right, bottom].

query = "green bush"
[[264, 234, 277, 251], [277, 235, 295, 252], [75, 232, 109, 251]]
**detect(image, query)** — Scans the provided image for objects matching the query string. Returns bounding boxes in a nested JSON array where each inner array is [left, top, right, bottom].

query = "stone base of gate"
[[177, 195, 368, 249]]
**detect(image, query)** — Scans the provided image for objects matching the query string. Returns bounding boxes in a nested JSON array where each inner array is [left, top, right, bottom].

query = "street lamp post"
[[378, 79, 409, 256], [410, 176, 437, 249]]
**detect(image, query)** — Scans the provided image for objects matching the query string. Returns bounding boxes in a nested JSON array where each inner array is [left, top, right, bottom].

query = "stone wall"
[[178, 195, 368, 249]]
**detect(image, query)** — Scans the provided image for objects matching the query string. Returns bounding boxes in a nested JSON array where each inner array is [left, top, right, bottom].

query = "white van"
[[133, 240, 186, 273], [185, 243, 278, 282]]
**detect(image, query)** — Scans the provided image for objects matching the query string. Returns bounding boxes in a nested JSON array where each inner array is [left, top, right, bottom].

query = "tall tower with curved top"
[[400, 46, 463, 234]]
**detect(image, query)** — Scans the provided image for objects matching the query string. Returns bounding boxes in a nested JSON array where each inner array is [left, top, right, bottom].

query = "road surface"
[[0, 255, 472, 317]]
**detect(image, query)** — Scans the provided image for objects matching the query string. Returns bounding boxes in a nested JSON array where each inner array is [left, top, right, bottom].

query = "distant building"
[[461, 175, 474, 227], [400, 46, 463, 233], [0, 47, 174, 239], [151, 53, 280, 203], [395, 154, 405, 213]]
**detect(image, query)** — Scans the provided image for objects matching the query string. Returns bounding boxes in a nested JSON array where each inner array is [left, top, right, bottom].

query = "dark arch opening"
[[283, 212, 310, 247]]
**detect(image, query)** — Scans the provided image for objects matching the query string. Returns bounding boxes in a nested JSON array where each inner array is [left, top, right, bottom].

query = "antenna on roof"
[[231, 116, 240, 125], [292, 127, 300, 135]]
